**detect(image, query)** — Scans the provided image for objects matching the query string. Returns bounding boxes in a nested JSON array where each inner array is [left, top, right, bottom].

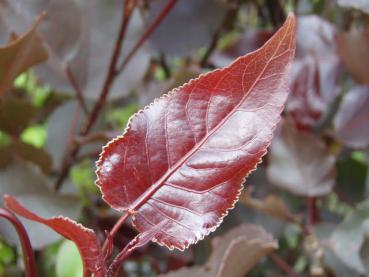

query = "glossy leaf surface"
[[96, 14, 296, 250], [4, 195, 106, 276]]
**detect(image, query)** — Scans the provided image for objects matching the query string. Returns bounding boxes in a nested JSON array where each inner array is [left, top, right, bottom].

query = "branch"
[[270, 252, 301, 277], [200, 0, 241, 67], [54, 0, 137, 190], [107, 220, 167, 276], [307, 197, 320, 225], [81, 0, 137, 135], [66, 65, 89, 115], [54, 0, 179, 191], [0, 208, 36, 277], [115, 0, 178, 75]]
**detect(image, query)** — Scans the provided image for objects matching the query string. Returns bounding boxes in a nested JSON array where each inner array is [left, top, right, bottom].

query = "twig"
[[200, 0, 241, 67], [200, 28, 222, 68], [107, 239, 135, 277], [270, 252, 301, 277], [265, 0, 286, 28], [54, 0, 137, 190], [0, 208, 36, 277], [307, 197, 320, 225], [81, 0, 137, 135], [54, 0, 178, 191], [66, 65, 89, 115], [115, 0, 178, 75]]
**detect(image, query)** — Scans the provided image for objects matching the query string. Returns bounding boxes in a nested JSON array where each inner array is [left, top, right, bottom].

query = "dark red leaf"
[[4, 195, 106, 277], [96, 14, 296, 250]]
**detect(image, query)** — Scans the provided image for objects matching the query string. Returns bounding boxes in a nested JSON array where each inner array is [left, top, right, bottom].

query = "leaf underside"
[[96, 14, 296, 250]]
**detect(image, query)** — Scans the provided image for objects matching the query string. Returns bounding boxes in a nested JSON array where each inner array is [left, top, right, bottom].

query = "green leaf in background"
[[0, 131, 10, 146], [14, 72, 51, 107], [56, 240, 83, 277], [38, 242, 61, 277], [70, 159, 98, 199], [0, 240, 15, 266], [106, 104, 138, 129], [21, 124, 48, 148]]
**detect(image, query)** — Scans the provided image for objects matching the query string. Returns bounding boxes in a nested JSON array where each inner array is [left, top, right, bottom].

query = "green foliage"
[[106, 104, 138, 129], [0, 240, 15, 274], [56, 240, 83, 277], [21, 124, 48, 148], [14, 72, 51, 107], [0, 131, 11, 146]]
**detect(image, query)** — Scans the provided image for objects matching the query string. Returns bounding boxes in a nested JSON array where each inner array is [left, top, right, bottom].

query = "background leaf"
[[337, 0, 369, 14], [334, 86, 369, 149], [162, 224, 278, 277], [147, 0, 227, 57], [330, 201, 369, 274], [56, 240, 83, 277], [336, 28, 369, 85], [0, 14, 47, 95], [0, 162, 81, 249], [267, 120, 336, 196]]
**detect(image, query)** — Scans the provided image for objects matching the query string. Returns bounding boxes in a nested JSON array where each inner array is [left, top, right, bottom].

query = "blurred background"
[[0, 0, 368, 276]]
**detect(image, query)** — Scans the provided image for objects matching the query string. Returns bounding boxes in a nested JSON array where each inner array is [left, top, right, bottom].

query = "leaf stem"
[[66, 65, 89, 115], [307, 197, 319, 225], [0, 208, 36, 277], [115, 0, 178, 75], [102, 211, 131, 259], [107, 238, 136, 277]]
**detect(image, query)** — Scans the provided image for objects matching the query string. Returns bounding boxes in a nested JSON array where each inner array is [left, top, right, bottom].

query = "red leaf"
[[4, 195, 106, 277], [96, 14, 296, 250]]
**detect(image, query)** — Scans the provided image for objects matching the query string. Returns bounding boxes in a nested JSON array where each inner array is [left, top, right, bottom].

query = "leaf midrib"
[[129, 20, 291, 212]]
